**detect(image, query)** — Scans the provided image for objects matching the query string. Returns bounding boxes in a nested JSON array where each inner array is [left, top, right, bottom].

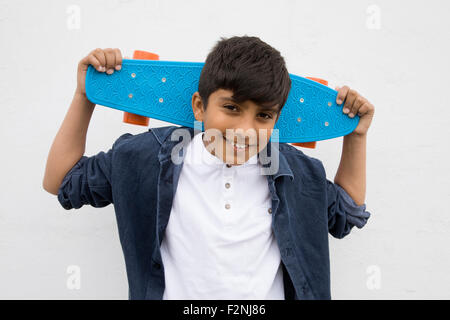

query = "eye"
[[259, 113, 273, 120], [224, 104, 238, 111]]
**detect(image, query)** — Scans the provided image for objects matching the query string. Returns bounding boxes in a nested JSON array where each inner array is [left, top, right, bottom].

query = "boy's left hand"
[[335, 85, 375, 136]]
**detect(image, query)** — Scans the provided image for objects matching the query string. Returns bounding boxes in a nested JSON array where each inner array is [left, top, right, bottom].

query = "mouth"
[[223, 135, 256, 151]]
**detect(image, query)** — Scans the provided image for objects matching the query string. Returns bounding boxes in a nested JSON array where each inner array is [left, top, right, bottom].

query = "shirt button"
[[225, 182, 231, 189], [225, 203, 231, 209], [268, 208, 272, 214]]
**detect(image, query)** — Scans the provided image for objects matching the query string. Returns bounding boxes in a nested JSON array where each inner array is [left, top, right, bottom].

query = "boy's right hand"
[[75, 48, 123, 97]]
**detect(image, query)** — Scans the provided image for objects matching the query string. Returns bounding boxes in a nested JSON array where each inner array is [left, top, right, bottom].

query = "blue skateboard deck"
[[85, 59, 358, 143]]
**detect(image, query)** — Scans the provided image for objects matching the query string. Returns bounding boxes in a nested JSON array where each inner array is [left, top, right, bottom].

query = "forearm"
[[43, 92, 95, 194], [333, 132, 367, 206]]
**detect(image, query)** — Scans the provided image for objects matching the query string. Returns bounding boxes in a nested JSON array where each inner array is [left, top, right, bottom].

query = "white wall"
[[0, 0, 448, 299]]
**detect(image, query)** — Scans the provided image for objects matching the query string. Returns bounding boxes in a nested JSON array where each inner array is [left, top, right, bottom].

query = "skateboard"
[[85, 50, 359, 148]]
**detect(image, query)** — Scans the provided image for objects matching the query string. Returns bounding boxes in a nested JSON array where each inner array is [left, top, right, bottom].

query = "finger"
[[104, 48, 116, 74], [113, 48, 122, 70], [87, 55, 102, 72], [92, 48, 106, 72], [349, 96, 365, 118], [336, 85, 349, 105], [343, 88, 357, 114], [356, 102, 371, 116]]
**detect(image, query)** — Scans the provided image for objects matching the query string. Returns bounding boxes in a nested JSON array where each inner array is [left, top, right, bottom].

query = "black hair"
[[198, 35, 291, 116]]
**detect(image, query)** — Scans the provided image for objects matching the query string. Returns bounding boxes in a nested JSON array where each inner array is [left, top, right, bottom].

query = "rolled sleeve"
[[326, 180, 371, 239], [57, 133, 132, 210]]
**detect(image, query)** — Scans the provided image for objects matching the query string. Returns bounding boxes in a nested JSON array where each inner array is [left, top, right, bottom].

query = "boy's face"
[[192, 89, 280, 166]]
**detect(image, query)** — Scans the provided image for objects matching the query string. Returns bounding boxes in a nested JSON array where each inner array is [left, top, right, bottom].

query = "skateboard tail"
[[122, 50, 159, 126]]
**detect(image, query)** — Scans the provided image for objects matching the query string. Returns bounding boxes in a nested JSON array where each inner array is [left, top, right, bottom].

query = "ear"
[[192, 91, 205, 122]]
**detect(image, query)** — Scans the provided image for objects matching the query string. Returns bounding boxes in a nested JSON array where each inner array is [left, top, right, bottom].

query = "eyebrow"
[[219, 97, 279, 112]]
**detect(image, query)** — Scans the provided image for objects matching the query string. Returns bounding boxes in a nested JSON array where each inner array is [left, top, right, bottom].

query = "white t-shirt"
[[161, 132, 284, 299]]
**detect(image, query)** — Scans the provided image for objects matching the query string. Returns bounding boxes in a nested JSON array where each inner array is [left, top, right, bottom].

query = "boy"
[[43, 35, 374, 300]]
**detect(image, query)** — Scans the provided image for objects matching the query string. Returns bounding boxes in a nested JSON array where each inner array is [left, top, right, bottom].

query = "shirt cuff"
[[57, 156, 88, 210], [335, 183, 371, 228]]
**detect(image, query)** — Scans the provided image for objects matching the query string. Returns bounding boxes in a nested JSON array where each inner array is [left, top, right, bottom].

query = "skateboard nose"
[[289, 77, 329, 149]]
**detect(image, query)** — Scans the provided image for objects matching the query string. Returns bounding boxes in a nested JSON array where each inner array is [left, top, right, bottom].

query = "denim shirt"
[[57, 125, 371, 300]]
